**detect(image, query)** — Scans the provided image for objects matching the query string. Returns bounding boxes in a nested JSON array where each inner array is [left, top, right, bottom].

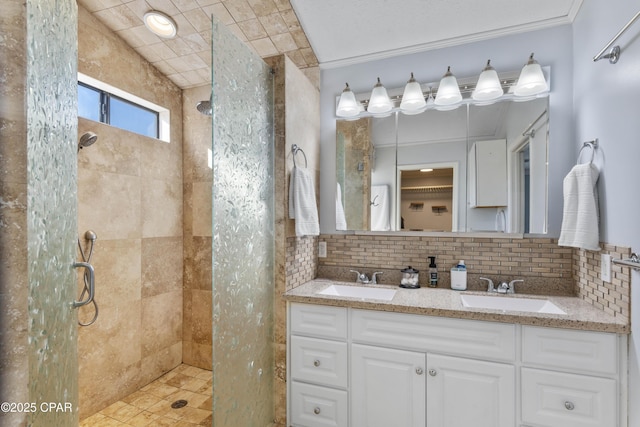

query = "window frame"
[[78, 72, 171, 142]]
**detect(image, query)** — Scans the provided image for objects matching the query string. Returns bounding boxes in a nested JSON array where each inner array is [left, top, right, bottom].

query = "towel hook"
[[577, 139, 598, 164], [292, 144, 308, 168]]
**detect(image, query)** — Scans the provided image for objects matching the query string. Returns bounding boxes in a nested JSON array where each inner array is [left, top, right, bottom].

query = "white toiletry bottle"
[[450, 260, 467, 290]]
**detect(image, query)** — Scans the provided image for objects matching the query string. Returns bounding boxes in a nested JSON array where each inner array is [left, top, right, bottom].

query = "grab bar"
[[593, 10, 640, 63], [613, 253, 640, 271], [72, 261, 95, 308]]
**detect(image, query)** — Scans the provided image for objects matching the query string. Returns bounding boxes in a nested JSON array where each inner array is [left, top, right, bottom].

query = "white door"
[[426, 353, 515, 427], [351, 344, 426, 427]]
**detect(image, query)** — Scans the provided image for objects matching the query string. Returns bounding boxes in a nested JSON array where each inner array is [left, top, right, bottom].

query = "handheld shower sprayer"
[[77, 229, 98, 326]]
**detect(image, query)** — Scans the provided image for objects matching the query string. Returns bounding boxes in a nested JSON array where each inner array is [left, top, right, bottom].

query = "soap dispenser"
[[450, 260, 467, 291], [428, 256, 438, 288]]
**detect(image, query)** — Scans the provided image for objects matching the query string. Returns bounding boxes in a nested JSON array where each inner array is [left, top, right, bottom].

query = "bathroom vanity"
[[284, 280, 628, 427]]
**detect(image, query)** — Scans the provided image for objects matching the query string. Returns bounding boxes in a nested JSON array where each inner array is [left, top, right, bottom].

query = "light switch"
[[318, 241, 327, 258], [601, 254, 612, 283]]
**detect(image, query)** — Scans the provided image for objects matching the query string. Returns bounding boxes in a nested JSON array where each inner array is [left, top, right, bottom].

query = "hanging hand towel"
[[289, 166, 319, 236], [371, 185, 390, 231], [336, 183, 347, 231], [558, 163, 600, 251]]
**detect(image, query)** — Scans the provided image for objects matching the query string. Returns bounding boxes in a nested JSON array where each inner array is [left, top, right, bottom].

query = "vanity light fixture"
[[367, 77, 393, 114], [399, 72, 427, 114], [472, 60, 503, 102], [336, 83, 361, 118], [143, 11, 178, 39], [434, 66, 462, 106], [514, 53, 547, 96]]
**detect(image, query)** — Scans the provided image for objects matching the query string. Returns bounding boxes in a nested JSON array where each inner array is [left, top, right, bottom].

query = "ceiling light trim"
[[143, 10, 178, 39]]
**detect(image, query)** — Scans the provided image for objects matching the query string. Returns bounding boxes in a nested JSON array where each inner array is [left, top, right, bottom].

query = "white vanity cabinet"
[[287, 303, 626, 427], [289, 304, 349, 427], [520, 326, 621, 427]]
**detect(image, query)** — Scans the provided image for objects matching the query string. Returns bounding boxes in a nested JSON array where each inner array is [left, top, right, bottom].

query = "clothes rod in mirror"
[[336, 54, 549, 119]]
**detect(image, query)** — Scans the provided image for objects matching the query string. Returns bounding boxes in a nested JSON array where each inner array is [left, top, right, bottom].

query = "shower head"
[[78, 132, 98, 151], [196, 100, 212, 116], [84, 230, 97, 241]]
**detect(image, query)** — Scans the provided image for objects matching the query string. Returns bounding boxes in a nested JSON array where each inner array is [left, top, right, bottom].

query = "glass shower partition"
[[211, 17, 275, 426]]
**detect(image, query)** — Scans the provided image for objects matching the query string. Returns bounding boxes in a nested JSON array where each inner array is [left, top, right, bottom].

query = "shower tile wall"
[[77, 6, 184, 419], [182, 84, 213, 369]]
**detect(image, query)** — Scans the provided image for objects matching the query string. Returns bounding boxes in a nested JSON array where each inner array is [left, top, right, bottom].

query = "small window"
[[77, 73, 170, 142]]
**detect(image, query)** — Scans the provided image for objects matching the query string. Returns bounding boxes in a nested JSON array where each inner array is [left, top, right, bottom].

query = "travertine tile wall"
[[574, 244, 631, 321], [268, 54, 320, 427], [77, 6, 184, 419], [0, 3, 29, 426], [182, 84, 213, 369]]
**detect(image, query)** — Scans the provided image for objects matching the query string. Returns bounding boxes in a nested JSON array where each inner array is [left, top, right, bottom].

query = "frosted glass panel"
[[26, 0, 79, 425], [211, 17, 275, 427]]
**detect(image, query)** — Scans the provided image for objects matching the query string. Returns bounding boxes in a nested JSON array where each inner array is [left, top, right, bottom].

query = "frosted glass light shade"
[[434, 66, 462, 106], [472, 60, 503, 101], [514, 53, 547, 96], [367, 77, 393, 114], [400, 72, 426, 114], [336, 83, 360, 118]]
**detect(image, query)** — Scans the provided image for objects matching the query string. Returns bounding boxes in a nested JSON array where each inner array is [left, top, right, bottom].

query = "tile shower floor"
[[79, 364, 212, 427]]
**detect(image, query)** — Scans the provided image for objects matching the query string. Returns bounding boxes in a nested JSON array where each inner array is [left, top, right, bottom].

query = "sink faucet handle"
[[372, 272, 384, 284], [349, 270, 370, 284], [479, 277, 495, 292], [508, 279, 523, 294]]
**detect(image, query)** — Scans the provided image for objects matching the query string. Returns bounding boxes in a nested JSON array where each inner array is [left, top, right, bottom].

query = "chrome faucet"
[[350, 270, 384, 284], [480, 278, 522, 294], [350, 270, 371, 284]]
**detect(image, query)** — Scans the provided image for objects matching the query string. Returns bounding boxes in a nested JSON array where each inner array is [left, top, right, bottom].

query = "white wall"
[[320, 25, 575, 234], [572, 2, 640, 424]]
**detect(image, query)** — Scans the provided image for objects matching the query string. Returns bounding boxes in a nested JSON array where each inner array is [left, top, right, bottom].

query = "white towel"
[[289, 166, 319, 236], [336, 183, 347, 231], [370, 185, 390, 231], [558, 163, 600, 251]]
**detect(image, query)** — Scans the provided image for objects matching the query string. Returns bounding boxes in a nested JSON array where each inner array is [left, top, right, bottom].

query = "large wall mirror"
[[336, 96, 549, 234]]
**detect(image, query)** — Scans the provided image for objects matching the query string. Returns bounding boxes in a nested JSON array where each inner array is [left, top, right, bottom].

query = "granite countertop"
[[283, 279, 629, 334]]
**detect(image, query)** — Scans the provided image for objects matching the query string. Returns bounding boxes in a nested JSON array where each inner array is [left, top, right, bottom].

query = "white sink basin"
[[460, 294, 566, 315], [318, 284, 397, 301]]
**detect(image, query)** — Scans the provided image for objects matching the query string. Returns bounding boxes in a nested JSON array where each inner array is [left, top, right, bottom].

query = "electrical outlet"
[[601, 254, 612, 283], [318, 241, 327, 258]]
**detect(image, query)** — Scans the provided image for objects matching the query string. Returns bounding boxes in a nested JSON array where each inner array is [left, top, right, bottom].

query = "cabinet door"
[[351, 344, 426, 427], [426, 353, 515, 427], [469, 139, 507, 207]]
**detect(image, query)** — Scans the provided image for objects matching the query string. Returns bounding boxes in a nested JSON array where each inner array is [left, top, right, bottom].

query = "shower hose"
[[77, 232, 98, 326]]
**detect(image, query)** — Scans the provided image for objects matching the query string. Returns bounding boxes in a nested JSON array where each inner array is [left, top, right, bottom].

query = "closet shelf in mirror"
[[401, 185, 453, 193]]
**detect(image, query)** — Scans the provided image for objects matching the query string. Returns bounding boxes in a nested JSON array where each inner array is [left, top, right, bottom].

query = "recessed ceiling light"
[[143, 11, 177, 39]]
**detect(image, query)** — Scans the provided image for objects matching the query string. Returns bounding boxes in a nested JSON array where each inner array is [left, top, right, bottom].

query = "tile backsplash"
[[284, 234, 631, 322]]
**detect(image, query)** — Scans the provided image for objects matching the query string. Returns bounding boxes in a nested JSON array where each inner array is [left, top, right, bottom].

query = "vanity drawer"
[[291, 381, 348, 427], [291, 335, 348, 388], [291, 303, 348, 340], [521, 368, 617, 427], [522, 326, 618, 375], [351, 309, 516, 362]]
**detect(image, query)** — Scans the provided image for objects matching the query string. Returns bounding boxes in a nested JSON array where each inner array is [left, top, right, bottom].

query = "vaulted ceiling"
[[78, 0, 583, 89]]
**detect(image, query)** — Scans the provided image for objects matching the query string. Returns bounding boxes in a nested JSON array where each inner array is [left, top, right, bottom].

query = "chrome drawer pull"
[[428, 369, 437, 376], [314, 407, 321, 415], [313, 359, 321, 367], [415, 367, 424, 375], [564, 401, 575, 410]]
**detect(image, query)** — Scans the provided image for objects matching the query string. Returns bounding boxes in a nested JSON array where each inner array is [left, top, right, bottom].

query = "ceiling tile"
[[223, 0, 257, 22], [258, 13, 287, 36], [247, 0, 279, 17], [270, 32, 297, 52], [172, 0, 202, 12], [250, 37, 278, 56], [183, 8, 212, 31], [146, 0, 181, 15], [94, 4, 140, 31], [237, 18, 267, 40], [202, 3, 236, 25]]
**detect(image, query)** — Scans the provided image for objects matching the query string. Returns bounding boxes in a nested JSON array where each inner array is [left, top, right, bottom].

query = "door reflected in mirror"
[[399, 167, 455, 232]]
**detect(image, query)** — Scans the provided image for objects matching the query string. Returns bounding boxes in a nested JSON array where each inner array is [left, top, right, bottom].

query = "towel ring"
[[292, 144, 308, 168], [577, 139, 598, 164]]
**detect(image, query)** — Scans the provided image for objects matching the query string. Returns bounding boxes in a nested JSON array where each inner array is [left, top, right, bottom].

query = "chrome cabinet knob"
[[314, 407, 321, 415], [415, 367, 424, 375], [564, 401, 575, 410], [313, 360, 321, 367], [428, 369, 437, 376]]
